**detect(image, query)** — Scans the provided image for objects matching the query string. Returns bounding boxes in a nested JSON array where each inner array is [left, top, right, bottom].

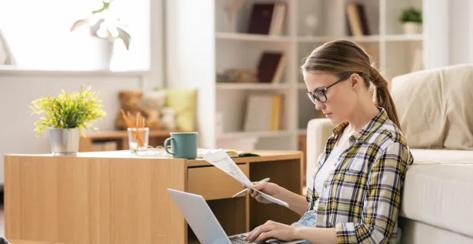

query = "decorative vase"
[[95, 38, 114, 70], [48, 128, 80, 155], [402, 22, 422, 34]]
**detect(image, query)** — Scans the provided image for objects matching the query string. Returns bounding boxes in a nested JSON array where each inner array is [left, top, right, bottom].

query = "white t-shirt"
[[314, 145, 343, 196], [314, 127, 352, 196]]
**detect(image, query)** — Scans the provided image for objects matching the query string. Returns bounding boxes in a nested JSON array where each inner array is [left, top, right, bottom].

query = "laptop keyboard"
[[229, 234, 252, 244], [229, 234, 289, 244]]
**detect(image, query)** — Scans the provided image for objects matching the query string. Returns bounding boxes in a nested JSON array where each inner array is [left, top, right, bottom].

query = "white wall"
[[0, 72, 142, 184], [0, 0, 165, 185], [424, 0, 473, 68], [165, 0, 216, 148], [143, 0, 165, 91]]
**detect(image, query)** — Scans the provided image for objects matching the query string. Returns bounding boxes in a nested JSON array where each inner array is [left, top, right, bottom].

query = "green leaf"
[[92, 1, 110, 14], [400, 8, 422, 23], [117, 27, 131, 50], [30, 86, 106, 136]]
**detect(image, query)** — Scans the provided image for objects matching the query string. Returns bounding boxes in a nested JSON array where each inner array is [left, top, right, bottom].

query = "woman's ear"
[[350, 73, 362, 89]]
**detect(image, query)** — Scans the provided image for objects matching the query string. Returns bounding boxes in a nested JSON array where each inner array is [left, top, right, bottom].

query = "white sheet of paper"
[[203, 150, 252, 187], [203, 150, 289, 208]]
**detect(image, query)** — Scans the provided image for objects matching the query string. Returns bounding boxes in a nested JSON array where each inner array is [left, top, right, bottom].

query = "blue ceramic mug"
[[164, 132, 198, 159]]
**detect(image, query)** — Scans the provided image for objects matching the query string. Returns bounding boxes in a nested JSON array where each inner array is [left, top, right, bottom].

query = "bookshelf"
[[165, 0, 424, 150]]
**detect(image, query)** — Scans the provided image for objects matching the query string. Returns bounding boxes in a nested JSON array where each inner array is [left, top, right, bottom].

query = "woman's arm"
[[334, 142, 410, 243], [295, 227, 337, 244], [250, 182, 308, 216], [275, 186, 309, 216], [248, 142, 410, 244]]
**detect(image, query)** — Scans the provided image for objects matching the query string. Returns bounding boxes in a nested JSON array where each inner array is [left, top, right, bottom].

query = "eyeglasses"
[[306, 72, 353, 104]]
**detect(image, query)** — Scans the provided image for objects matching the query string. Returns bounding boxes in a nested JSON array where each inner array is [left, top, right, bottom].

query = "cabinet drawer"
[[187, 164, 249, 200]]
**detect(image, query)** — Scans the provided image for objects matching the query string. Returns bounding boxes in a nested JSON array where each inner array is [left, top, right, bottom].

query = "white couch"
[[306, 64, 473, 243]]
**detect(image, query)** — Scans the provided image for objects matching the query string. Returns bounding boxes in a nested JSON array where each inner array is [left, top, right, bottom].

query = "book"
[[244, 94, 283, 131], [257, 52, 285, 83], [346, 3, 370, 36], [248, 3, 275, 34], [271, 95, 283, 130], [269, 3, 286, 36], [224, 149, 260, 158], [357, 4, 370, 35], [271, 54, 286, 84], [197, 148, 260, 158], [244, 95, 273, 131]]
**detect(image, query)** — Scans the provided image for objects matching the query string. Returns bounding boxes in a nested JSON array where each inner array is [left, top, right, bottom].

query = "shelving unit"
[[165, 0, 424, 150], [216, 83, 291, 90]]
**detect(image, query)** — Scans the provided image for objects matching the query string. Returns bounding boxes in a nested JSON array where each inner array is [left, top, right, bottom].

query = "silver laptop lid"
[[168, 189, 231, 244]]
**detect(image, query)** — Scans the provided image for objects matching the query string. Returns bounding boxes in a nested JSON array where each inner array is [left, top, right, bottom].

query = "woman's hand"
[[246, 220, 297, 242], [249, 181, 282, 204]]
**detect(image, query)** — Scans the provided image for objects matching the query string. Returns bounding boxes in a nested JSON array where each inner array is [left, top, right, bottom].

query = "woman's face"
[[303, 71, 358, 124]]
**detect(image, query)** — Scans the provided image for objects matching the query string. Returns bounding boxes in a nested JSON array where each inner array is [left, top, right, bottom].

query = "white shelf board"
[[217, 83, 292, 90], [384, 34, 423, 42], [297, 35, 383, 43], [0, 65, 147, 77], [217, 130, 293, 139], [216, 32, 292, 43]]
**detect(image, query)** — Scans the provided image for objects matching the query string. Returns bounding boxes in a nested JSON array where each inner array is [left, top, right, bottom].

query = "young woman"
[[246, 40, 413, 244]]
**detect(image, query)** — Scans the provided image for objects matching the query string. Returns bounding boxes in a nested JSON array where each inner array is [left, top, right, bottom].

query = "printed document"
[[203, 150, 289, 208]]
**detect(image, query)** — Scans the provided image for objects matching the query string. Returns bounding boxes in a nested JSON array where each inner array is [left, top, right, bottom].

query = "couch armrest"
[[306, 118, 333, 187]]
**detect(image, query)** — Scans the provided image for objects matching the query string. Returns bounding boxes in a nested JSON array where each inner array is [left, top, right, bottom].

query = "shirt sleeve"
[[335, 141, 410, 244]]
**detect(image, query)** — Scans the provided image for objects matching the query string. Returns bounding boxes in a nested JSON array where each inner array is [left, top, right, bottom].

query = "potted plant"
[[400, 7, 422, 34], [70, 0, 131, 69], [31, 87, 106, 155]]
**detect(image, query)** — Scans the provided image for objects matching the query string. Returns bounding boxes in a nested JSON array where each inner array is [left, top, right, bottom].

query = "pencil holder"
[[127, 127, 149, 152]]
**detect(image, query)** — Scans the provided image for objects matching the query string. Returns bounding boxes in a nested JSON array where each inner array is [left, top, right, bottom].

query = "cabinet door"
[[187, 164, 249, 200]]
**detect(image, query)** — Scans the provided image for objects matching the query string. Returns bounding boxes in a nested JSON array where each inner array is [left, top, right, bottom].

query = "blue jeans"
[[290, 210, 316, 243], [292, 209, 316, 227]]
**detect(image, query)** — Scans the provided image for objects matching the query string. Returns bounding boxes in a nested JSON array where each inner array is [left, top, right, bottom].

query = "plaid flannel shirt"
[[306, 108, 413, 244]]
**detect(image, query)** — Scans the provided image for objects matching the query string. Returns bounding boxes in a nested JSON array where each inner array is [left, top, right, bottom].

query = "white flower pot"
[[403, 22, 422, 34], [48, 128, 80, 155], [94, 38, 114, 70]]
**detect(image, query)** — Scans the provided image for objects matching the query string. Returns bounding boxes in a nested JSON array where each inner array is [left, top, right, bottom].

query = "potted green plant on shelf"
[[70, 0, 131, 69], [400, 7, 422, 34], [31, 87, 106, 155]]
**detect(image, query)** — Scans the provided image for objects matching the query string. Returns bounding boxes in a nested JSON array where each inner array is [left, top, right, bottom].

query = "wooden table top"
[[10, 241, 65, 244]]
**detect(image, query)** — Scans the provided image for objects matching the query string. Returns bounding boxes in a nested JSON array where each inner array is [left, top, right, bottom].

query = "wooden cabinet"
[[5, 150, 302, 244], [187, 164, 249, 200]]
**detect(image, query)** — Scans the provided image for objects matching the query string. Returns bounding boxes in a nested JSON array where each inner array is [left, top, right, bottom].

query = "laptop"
[[168, 189, 305, 244]]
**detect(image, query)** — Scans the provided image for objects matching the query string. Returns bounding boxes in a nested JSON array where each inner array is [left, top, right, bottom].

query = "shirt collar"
[[330, 107, 388, 143]]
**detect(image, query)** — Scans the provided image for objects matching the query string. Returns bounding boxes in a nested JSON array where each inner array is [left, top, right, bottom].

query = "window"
[[0, 0, 150, 71]]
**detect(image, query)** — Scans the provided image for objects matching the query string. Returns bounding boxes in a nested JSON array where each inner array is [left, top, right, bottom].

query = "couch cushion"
[[411, 149, 473, 165], [442, 65, 473, 149], [391, 64, 473, 149], [391, 68, 446, 148], [401, 149, 473, 237]]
